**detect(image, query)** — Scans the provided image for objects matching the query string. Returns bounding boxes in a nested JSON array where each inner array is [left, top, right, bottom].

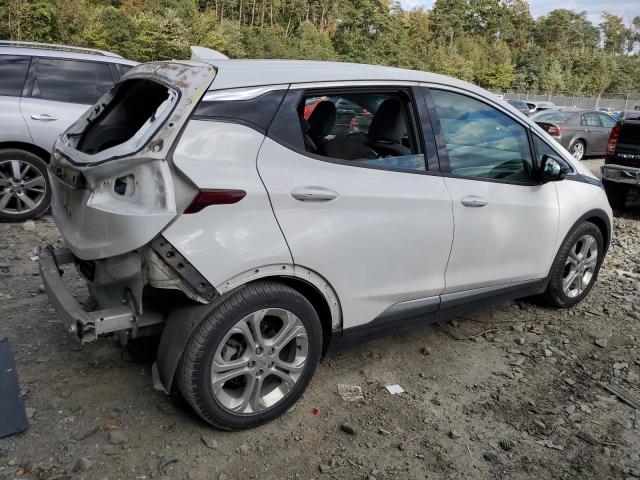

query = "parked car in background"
[[40, 59, 612, 430], [602, 113, 640, 209], [532, 108, 617, 160], [527, 101, 556, 115], [613, 110, 640, 121], [597, 107, 615, 115], [0, 41, 136, 222], [507, 99, 531, 116]]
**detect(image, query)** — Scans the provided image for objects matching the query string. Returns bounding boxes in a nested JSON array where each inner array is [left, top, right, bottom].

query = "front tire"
[[541, 221, 604, 308], [569, 140, 585, 161], [0, 149, 51, 222], [178, 281, 322, 430]]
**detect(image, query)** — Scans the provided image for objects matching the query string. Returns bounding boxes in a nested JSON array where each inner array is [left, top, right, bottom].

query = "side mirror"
[[541, 154, 571, 182]]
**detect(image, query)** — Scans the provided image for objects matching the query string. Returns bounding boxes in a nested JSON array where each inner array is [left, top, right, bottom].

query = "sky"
[[398, 0, 638, 25]]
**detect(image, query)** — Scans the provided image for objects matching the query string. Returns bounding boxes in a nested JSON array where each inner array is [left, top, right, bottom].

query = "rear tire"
[[541, 221, 603, 308], [0, 149, 51, 222], [178, 281, 322, 430], [603, 179, 628, 211]]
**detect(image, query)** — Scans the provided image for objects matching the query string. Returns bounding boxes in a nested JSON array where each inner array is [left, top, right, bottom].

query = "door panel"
[[443, 178, 559, 292], [425, 87, 560, 292], [20, 97, 88, 152], [257, 137, 454, 329]]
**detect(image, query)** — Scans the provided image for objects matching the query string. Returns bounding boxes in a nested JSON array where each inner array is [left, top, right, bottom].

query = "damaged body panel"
[[50, 61, 216, 260]]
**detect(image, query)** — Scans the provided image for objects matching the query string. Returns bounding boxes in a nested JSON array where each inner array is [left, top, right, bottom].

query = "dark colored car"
[[532, 109, 617, 160], [613, 110, 640, 121], [527, 101, 556, 115], [602, 112, 640, 209], [507, 99, 530, 116]]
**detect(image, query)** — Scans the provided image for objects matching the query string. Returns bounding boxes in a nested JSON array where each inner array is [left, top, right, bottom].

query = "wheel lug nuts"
[[257, 369, 263, 375], [255, 347, 263, 354], [268, 362, 274, 368], [268, 348, 274, 354], [248, 361, 255, 368]]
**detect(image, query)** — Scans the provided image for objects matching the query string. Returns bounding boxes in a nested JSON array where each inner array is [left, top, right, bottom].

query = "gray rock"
[[21, 221, 36, 232], [576, 430, 599, 445], [201, 434, 218, 449], [515, 337, 526, 345], [483, 452, 499, 463], [397, 442, 407, 451], [340, 423, 356, 435], [319, 464, 331, 473], [499, 440, 513, 451], [75, 457, 92, 471], [25, 407, 36, 419], [594, 338, 608, 348], [236, 444, 249, 455], [108, 430, 128, 445], [448, 429, 461, 439]]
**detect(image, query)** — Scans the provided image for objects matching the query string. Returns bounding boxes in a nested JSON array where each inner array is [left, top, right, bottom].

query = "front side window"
[[598, 113, 616, 128], [0, 55, 30, 96], [430, 89, 534, 183], [295, 90, 425, 172], [32, 59, 114, 104]]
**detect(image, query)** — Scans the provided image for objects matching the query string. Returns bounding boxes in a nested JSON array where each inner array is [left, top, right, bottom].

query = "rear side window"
[[581, 113, 602, 127], [115, 64, 134, 78], [430, 89, 534, 183], [32, 58, 114, 104], [535, 112, 574, 123], [0, 55, 30, 96], [274, 88, 425, 173]]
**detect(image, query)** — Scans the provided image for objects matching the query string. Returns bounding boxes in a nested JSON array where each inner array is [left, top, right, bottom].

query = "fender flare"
[[152, 263, 342, 394]]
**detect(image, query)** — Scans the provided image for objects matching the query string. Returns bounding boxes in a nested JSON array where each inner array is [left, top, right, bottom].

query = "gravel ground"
[[1, 159, 639, 480]]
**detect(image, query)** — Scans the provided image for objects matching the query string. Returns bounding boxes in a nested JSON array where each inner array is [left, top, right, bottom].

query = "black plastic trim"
[[328, 279, 547, 350]]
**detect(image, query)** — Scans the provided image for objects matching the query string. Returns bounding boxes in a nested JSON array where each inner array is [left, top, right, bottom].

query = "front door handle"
[[31, 113, 58, 121], [291, 187, 339, 202], [461, 195, 488, 208]]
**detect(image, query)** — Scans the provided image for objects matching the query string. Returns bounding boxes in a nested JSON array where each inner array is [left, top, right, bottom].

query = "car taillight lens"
[[606, 123, 621, 156], [547, 124, 561, 136], [184, 189, 246, 214]]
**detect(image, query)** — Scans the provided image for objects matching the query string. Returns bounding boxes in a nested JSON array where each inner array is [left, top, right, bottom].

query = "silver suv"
[[0, 41, 136, 221]]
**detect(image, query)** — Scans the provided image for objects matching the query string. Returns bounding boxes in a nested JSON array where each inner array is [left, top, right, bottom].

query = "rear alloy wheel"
[[569, 140, 585, 160], [178, 281, 322, 430], [0, 149, 51, 222], [541, 221, 603, 308]]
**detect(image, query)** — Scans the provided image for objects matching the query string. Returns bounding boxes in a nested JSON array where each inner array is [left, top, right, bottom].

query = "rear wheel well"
[[253, 276, 334, 355], [0, 142, 50, 163]]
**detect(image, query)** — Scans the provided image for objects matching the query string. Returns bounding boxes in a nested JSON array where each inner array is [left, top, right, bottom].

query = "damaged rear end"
[[40, 61, 216, 344]]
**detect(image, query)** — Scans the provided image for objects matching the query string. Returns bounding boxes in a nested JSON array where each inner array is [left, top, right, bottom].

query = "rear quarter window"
[[0, 55, 30, 96]]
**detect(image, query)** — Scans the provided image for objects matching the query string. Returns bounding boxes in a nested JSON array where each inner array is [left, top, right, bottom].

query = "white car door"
[[257, 85, 454, 329], [20, 57, 115, 152], [424, 87, 559, 293]]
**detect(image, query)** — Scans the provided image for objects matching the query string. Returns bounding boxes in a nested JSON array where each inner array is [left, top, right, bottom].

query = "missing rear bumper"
[[38, 245, 136, 343]]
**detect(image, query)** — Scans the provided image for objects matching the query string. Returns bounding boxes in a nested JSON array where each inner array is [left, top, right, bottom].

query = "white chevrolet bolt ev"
[[39, 60, 612, 430]]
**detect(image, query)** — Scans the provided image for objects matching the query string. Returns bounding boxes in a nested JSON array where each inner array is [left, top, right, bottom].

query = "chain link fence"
[[493, 91, 640, 111]]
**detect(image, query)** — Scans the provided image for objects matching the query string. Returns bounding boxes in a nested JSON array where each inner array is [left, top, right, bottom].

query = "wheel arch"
[[0, 142, 51, 163], [567, 208, 612, 256], [152, 265, 343, 394]]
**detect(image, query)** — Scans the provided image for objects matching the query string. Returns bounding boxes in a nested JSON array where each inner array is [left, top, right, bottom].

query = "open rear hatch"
[[50, 61, 216, 260]]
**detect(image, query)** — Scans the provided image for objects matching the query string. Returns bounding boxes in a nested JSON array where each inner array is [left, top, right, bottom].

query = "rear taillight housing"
[[547, 124, 561, 136], [184, 189, 246, 214], [606, 122, 621, 157]]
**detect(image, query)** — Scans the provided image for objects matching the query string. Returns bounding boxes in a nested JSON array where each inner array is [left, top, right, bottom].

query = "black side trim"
[[329, 279, 546, 350], [193, 89, 286, 133], [563, 208, 612, 256], [566, 174, 604, 189], [151, 236, 217, 302]]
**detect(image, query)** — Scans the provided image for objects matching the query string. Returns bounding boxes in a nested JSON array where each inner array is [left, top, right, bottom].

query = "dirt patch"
[[1, 161, 639, 480]]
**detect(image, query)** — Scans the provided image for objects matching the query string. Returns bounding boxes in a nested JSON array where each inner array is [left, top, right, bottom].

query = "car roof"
[[205, 59, 487, 94], [0, 42, 137, 65]]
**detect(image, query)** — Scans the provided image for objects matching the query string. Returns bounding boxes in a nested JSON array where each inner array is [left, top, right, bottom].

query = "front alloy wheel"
[[541, 221, 603, 308], [570, 141, 585, 160], [178, 281, 322, 430]]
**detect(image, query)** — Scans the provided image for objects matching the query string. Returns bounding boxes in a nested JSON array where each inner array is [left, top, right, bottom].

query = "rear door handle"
[[461, 195, 488, 208], [31, 113, 58, 121], [291, 187, 339, 202]]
